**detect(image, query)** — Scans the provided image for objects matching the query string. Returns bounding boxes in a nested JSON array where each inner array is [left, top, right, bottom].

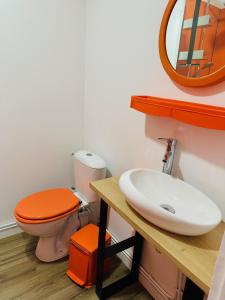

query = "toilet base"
[[35, 236, 69, 262], [16, 212, 80, 262], [35, 213, 80, 262]]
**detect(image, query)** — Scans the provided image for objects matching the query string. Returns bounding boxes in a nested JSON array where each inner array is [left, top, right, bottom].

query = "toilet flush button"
[[86, 153, 93, 156], [73, 150, 106, 169]]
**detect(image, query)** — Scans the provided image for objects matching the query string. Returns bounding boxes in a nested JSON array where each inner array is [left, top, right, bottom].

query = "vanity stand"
[[90, 177, 225, 300], [96, 199, 143, 299]]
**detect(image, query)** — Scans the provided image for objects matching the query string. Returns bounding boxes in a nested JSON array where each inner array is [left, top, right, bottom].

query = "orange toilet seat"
[[14, 188, 80, 224]]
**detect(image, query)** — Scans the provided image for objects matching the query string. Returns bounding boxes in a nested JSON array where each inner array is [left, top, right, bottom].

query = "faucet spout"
[[158, 138, 177, 175]]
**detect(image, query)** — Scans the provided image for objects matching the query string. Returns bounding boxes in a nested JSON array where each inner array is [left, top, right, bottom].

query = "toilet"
[[14, 151, 106, 262]]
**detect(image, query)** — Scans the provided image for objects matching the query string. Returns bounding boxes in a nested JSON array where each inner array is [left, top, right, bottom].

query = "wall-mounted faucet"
[[158, 138, 177, 175]]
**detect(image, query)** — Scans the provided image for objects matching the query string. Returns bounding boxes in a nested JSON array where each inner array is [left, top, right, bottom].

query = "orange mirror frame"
[[159, 0, 225, 87]]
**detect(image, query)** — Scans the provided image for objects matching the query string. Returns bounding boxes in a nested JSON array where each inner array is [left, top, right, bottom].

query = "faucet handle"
[[158, 138, 176, 144], [158, 138, 177, 156], [158, 138, 173, 143], [158, 138, 177, 175]]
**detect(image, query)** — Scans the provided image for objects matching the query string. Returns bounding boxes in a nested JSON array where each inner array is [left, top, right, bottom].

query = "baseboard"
[[0, 221, 22, 239], [110, 233, 175, 300]]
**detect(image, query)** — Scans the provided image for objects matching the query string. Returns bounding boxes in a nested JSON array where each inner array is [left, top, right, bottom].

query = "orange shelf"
[[131, 95, 225, 131]]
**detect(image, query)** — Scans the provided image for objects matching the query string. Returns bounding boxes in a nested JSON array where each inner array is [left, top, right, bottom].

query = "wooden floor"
[[0, 233, 153, 300]]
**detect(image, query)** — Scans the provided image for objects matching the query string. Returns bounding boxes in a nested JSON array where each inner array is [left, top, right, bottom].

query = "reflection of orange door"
[[211, 8, 225, 73], [176, 0, 225, 78]]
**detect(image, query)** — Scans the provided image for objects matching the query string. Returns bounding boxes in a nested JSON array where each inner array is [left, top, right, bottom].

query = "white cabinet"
[[140, 241, 184, 300]]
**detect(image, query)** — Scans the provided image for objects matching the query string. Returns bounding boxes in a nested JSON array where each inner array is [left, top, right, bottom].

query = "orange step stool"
[[67, 224, 111, 288]]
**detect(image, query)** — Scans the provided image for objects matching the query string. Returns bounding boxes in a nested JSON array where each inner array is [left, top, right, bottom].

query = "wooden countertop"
[[90, 176, 225, 294]]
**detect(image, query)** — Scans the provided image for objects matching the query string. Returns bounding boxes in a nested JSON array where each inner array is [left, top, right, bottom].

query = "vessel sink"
[[119, 169, 222, 236]]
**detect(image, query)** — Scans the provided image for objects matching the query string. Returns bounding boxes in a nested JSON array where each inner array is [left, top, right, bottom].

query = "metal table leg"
[[96, 199, 108, 297], [183, 278, 205, 300], [96, 199, 143, 300]]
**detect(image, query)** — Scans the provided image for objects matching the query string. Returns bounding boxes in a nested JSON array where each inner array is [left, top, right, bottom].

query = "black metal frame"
[[96, 199, 205, 300], [183, 278, 205, 300], [96, 199, 143, 299]]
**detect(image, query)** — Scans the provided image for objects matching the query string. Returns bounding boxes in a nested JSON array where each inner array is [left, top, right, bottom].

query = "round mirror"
[[159, 0, 225, 87]]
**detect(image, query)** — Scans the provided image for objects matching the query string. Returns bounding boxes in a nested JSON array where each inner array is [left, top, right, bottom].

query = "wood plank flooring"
[[0, 233, 153, 300]]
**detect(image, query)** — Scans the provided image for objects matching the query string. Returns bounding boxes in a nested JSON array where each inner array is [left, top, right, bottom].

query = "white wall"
[[0, 0, 86, 226], [84, 0, 225, 243]]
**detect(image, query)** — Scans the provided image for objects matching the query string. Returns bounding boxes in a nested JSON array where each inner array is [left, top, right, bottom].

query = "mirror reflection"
[[166, 0, 225, 78]]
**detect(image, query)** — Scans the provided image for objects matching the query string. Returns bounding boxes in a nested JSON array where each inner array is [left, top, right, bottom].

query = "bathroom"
[[1, 0, 225, 299]]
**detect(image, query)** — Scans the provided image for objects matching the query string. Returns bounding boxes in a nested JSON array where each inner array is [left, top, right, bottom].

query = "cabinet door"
[[141, 241, 181, 299]]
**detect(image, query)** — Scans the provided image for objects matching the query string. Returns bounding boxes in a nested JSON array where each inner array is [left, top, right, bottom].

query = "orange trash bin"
[[66, 224, 111, 288]]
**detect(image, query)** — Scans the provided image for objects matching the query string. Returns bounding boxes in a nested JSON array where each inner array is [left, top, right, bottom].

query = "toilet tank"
[[73, 151, 106, 203]]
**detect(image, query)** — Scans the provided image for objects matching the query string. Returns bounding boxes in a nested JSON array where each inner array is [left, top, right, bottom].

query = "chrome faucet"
[[158, 138, 177, 175]]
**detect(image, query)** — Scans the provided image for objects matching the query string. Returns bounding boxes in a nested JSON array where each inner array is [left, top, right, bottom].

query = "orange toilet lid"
[[15, 188, 80, 220]]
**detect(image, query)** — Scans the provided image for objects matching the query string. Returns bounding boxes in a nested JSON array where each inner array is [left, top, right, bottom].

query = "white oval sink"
[[119, 169, 222, 236]]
